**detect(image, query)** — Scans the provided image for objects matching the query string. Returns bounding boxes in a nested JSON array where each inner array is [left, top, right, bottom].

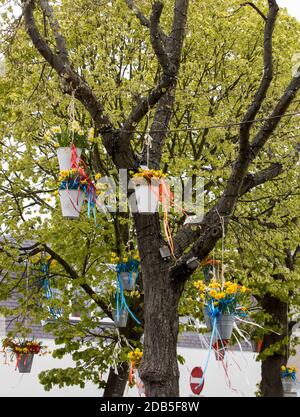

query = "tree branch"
[[124, 0, 168, 43], [240, 2, 267, 21], [239, 162, 283, 195], [21, 0, 119, 163], [150, 2, 170, 71], [120, 0, 188, 146], [38, 244, 112, 319], [240, 0, 278, 146], [124, 0, 150, 28], [141, 0, 189, 167], [39, 0, 69, 66]]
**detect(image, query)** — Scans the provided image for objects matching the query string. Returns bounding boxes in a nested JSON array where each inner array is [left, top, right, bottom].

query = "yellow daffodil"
[[225, 286, 236, 294], [53, 142, 60, 148], [209, 289, 218, 298], [51, 126, 61, 134], [215, 292, 225, 300], [71, 120, 81, 132], [95, 173, 101, 181], [209, 280, 220, 289]]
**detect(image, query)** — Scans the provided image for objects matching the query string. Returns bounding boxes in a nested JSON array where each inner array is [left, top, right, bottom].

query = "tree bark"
[[103, 362, 129, 397], [261, 294, 288, 397], [134, 213, 183, 397]]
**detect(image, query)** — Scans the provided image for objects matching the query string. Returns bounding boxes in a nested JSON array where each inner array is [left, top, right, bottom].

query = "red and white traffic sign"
[[190, 366, 204, 395]]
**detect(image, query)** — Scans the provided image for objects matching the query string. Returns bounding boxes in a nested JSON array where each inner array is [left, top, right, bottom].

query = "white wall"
[[0, 339, 100, 397], [1, 339, 261, 397], [127, 347, 261, 397]]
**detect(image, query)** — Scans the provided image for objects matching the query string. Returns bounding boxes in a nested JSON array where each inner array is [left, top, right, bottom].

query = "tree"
[[1, 0, 300, 396]]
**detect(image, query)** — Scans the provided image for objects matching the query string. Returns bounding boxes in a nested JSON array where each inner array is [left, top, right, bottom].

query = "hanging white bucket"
[[282, 378, 296, 393], [57, 147, 82, 171], [112, 309, 128, 328], [59, 189, 84, 219], [216, 313, 235, 340], [119, 272, 138, 291], [134, 182, 159, 214]]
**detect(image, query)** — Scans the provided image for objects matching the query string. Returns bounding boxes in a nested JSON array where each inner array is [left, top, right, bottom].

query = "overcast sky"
[[277, 0, 300, 21]]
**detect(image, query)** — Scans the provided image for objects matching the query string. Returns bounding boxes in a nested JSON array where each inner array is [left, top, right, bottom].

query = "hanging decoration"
[[130, 167, 187, 257], [115, 259, 139, 291], [42, 278, 62, 320], [193, 278, 251, 383], [44, 93, 102, 221], [130, 168, 164, 214], [281, 366, 298, 394], [29, 252, 61, 320], [127, 348, 145, 396], [110, 253, 141, 327], [2, 338, 48, 373], [194, 279, 250, 338]]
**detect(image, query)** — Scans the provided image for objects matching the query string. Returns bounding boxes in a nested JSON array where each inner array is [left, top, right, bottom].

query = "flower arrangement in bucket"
[[127, 348, 145, 395], [111, 252, 140, 291], [2, 338, 48, 373], [57, 166, 102, 220], [194, 279, 251, 341], [44, 122, 93, 170], [110, 252, 141, 327], [281, 366, 297, 393], [130, 168, 167, 214], [58, 168, 85, 219]]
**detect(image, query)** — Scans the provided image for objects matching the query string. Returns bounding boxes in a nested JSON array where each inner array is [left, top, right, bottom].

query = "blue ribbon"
[[196, 303, 233, 389], [42, 277, 62, 320], [115, 276, 141, 325], [116, 260, 140, 274], [281, 370, 297, 381], [59, 179, 80, 190]]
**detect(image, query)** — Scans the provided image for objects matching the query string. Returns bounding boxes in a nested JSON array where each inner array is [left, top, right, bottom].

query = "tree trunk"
[[103, 362, 129, 397], [261, 294, 288, 397], [135, 213, 183, 397]]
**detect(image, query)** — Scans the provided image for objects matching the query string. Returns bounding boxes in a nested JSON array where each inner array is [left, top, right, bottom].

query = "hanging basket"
[[119, 272, 138, 291], [59, 189, 85, 219], [216, 313, 234, 340], [133, 180, 159, 214], [17, 353, 34, 373], [282, 378, 297, 393], [57, 147, 82, 171], [112, 309, 128, 328]]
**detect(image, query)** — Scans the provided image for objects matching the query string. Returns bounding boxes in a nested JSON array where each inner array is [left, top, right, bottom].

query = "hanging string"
[[145, 133, 153, 168]]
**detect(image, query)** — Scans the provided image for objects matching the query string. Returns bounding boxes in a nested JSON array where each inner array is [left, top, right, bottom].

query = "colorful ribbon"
[[115, 277, 141, 325]]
